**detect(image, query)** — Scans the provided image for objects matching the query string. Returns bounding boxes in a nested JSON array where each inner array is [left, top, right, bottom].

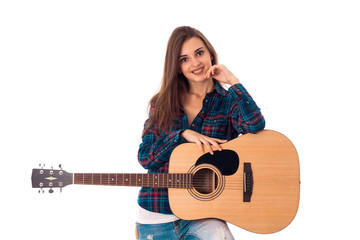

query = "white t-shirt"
[[136, 206, 180, 224]]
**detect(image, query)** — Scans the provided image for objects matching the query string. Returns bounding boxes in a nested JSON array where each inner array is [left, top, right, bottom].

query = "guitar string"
[[74, 175, 243, 189]]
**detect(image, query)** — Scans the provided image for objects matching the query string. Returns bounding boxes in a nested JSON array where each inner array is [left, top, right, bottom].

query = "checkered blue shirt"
[[137, 83, 265, 214]]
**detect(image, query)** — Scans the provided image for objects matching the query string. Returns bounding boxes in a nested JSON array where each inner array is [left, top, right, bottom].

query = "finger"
[[212, 141, 222, 152], [207, 139, 223, 152], [205, 66, 214, 79], [210, 137, 227, 144], [202, 140, 214, 155], [211, 67, 216, 76], [195, 140, 204, 154]]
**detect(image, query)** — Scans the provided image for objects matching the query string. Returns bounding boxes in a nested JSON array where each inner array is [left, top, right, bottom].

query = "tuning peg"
[[39, 163, 45, 169], [49, 188, 54, 194], [38, 189, 44, 194], [59, 164, 63, 170]]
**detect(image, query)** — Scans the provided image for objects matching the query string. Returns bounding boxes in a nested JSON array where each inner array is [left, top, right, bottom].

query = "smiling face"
[[179, 37, 213, 83]]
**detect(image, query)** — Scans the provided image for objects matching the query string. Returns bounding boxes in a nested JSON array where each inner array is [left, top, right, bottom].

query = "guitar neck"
[[73, 173, 192, 189]]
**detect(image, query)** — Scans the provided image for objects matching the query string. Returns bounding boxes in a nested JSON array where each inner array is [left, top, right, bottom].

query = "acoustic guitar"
[[31, 130, 300, 234]]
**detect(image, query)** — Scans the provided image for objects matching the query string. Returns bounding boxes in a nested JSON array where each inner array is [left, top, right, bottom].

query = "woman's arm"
[[228, 83, 265, 134], [205, 64, 265, 134], [138, 107, 185, 171]]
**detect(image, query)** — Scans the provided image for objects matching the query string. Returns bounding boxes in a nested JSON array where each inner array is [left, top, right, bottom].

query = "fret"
[[101, 174, 108, 185], [83, 174, 90, 184], [126, 173, 129, 186], [116, 173, 121, 186], [124, 173, 129, 186], [170, 174, 172, 188], [74, 173, 83, 184], [109, 174, 116, 186], [166, 174, 171, 188], [139, 174, 142, 187], [181, 173, 184, 188], [93, 174, 100, 185], [184, 173, 187, 188], [137, 173, 142, 187], [160, 174, 164, 188], [176, 173, 179, 188], [154, 174, 157, 187]]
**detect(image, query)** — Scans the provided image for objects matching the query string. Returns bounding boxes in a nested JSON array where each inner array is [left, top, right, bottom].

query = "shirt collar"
[[209, 81, 227, 97]]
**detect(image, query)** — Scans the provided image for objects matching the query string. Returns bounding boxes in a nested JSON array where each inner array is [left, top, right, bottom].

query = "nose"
[[190, 57, 200, 67]]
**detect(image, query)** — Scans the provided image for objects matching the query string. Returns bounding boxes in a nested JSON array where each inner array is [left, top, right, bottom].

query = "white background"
[[1, 0, 359, 239]]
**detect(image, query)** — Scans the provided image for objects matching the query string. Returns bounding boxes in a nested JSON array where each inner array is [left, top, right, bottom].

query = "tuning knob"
[[49, 189, 54, 194]]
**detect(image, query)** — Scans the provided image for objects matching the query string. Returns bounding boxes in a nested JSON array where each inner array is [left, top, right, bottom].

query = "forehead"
[[180, 37, 206, 55]]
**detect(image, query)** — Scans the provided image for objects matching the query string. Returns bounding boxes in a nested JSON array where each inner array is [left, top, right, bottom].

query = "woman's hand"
[[204, 64, 240, 85], [180, 129, 227, 155]]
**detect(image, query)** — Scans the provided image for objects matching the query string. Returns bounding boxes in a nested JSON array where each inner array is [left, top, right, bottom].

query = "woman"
[[135, 26, 265, 240]]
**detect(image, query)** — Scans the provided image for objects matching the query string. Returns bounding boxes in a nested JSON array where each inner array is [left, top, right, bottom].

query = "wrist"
[[229, 77, 240, 85], [180, 129, 189, 138]]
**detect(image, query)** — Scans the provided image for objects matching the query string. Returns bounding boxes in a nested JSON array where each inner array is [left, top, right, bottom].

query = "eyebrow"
[[179, 47, 204, 58]]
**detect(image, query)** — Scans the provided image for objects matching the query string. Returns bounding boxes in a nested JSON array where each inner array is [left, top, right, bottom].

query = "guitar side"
[[168, 130, 300, 234]]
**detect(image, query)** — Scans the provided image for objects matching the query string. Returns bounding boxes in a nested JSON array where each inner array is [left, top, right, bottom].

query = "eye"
[[196, 50, 204, 56], [180, 57, 188, 63]]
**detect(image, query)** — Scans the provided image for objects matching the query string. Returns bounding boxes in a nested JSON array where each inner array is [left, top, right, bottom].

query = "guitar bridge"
[[243, 163, 253, 202]]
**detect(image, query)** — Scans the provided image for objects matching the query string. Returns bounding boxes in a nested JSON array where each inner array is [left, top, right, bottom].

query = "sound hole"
[[193, 168, 218, 194]]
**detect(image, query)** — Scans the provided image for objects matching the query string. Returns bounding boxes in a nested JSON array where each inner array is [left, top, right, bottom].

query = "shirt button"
[[205, 100, 208, 103], [192, 124, 195, 127]]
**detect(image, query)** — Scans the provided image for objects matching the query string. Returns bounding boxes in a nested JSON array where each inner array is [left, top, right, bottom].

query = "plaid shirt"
[[137, 83, 265, 214]]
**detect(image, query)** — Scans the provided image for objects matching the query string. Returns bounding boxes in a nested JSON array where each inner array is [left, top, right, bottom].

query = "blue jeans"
[[135, 218, 235, 240]]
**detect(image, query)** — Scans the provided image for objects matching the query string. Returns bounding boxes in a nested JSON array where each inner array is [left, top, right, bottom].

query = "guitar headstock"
[[31, 164, 73, 193]]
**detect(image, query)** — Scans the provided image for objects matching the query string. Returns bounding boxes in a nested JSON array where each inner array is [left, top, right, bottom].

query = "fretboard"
[[74, 173, 192, 189]]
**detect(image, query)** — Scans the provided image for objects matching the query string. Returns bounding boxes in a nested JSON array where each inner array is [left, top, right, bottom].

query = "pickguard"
[[195, 150, 239, 176]]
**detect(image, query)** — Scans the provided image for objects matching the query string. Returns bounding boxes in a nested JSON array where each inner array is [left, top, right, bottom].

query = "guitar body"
[[168, 130, 300, 234]]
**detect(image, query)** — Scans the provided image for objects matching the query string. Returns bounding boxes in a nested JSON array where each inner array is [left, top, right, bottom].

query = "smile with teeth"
[[191, 67, 204, 75]]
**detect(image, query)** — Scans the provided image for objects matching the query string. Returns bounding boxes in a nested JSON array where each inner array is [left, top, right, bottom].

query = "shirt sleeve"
[[228, 83, 266, 134], [138, 107, 186, 171]]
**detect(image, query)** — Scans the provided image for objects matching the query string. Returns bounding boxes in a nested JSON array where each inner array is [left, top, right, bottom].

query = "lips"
[[191, 67, 204, 75]]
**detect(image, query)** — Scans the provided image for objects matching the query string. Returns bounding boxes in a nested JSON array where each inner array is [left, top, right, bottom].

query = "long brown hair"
[[143, 26, 218, 134]]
